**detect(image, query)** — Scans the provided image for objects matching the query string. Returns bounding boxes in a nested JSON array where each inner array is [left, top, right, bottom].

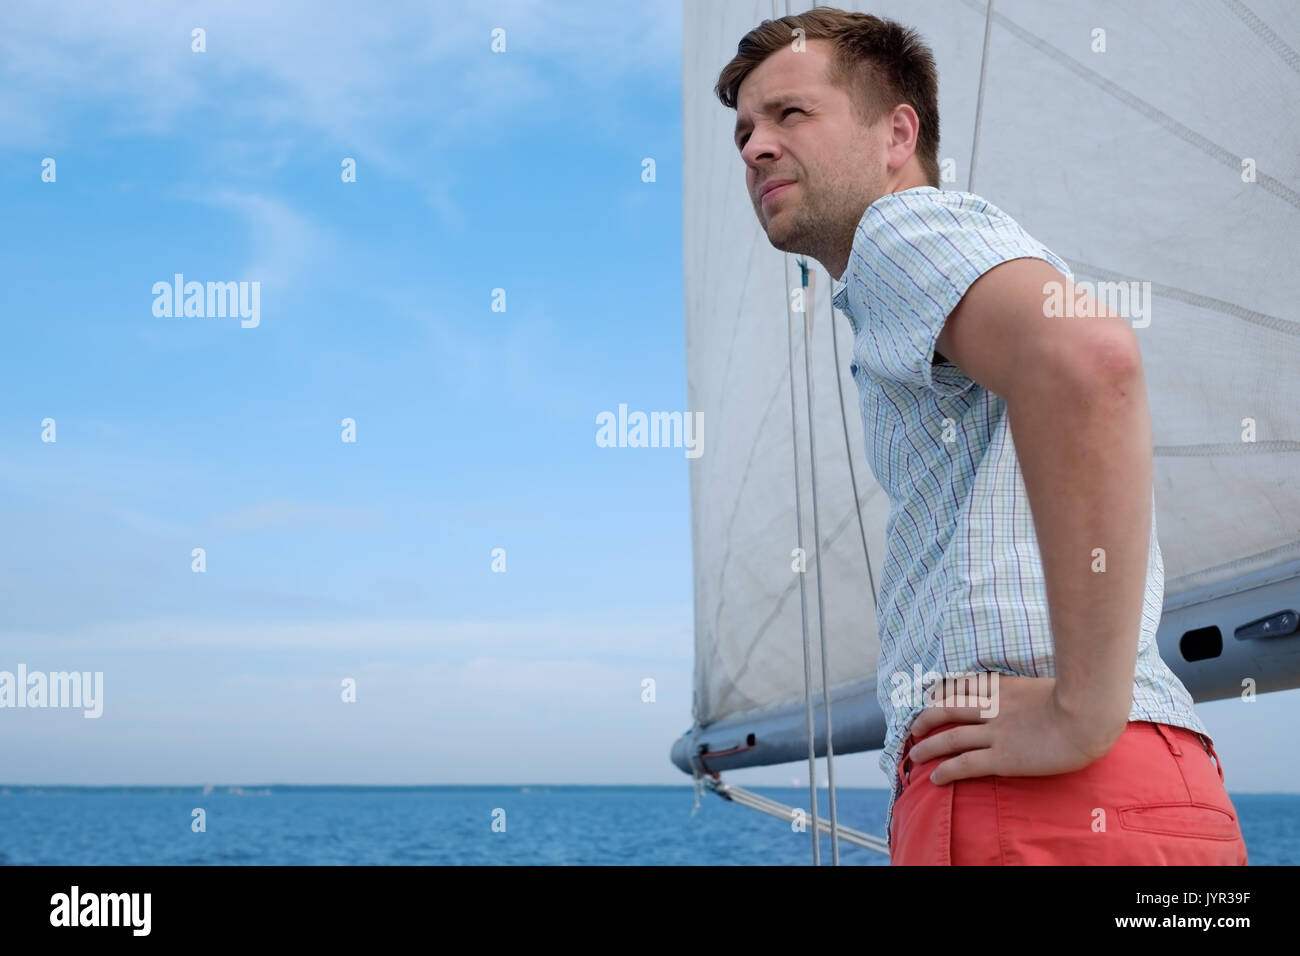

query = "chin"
[[766, 229, 802, 255]]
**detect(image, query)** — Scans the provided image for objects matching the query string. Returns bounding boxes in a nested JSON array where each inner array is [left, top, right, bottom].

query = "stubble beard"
[[762, 181, 853, 274]]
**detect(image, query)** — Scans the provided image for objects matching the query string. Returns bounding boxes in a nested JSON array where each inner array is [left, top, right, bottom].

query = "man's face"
[[733, 39, 887, 276]]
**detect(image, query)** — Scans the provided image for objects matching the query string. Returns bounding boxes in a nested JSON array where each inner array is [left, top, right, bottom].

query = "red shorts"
[[889, 719, 1248, 865]]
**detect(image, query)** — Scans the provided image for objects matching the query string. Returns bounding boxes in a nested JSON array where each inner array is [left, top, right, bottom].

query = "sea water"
[[0, 786, 1294, 865]]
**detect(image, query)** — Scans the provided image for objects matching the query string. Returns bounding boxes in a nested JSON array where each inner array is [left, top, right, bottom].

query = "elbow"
[[1031, 326, 1143, 398], [1084, 327, 1143, 383]]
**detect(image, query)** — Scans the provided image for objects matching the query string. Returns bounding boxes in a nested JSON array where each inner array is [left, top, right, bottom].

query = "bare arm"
[[935, 257, 1146, 753]]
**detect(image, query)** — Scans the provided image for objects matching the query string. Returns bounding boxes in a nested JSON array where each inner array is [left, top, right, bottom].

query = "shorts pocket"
[[1117, 801, 1242, 840], [890, 745, 956, 865]]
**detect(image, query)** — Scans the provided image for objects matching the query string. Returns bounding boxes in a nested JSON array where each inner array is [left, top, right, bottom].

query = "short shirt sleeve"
[[835, 189, 1072, 395]]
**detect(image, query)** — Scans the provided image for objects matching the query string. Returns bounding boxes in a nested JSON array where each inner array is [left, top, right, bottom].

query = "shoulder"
[[859, 188, 1037, 255], [855, 189, 1071, 296], [832, 187, 1075, 394]]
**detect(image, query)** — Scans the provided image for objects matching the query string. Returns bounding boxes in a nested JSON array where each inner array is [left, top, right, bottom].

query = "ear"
[[887, 104, 920, 170]]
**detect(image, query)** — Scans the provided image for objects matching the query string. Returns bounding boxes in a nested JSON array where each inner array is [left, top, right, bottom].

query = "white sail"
[[677, 0, 1300, 769]]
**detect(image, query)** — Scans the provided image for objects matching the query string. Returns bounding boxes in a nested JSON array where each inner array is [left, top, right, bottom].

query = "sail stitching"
[[958, 0, 1300, 212], [1221, 0, 1300, 77], [1069, 260, 1300, 338]]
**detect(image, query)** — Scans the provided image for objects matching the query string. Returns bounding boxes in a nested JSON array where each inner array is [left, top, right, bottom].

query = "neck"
[[825, 173, 930, 280]]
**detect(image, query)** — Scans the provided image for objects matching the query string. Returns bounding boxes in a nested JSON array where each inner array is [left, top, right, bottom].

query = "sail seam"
[[1154, 441, 1300, 456], [1221, 0, 1300, 77], [967, 0, 997, 192], [1068, 260, 1300, 337], [958, 0, 1300, 212]]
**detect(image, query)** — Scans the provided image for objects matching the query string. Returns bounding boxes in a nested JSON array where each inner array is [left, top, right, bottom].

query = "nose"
[[741, 127, 782, 172]]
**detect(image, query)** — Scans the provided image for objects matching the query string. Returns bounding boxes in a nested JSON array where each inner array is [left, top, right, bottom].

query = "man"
[[717, 7, 1247, 864]]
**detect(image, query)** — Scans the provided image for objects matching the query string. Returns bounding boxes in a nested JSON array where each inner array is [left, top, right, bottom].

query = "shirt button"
[[849, 363, 858, 376]]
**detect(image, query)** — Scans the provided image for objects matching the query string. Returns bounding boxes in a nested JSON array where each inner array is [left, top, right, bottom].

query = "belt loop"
[[1199, 733, 1225, 784], [1152, 721, 1182, 755]]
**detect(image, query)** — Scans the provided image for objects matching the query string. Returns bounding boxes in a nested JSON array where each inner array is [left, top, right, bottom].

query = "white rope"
[[766, 0, 841, 869], [784, 236, 823, 867], [828, 286, 877, 607], [799, 260, 841, 865], [773, 0, 826, 872], [709, 778, 889, 856], [968, 0, 997, 191], [795, 0, 847, 874]]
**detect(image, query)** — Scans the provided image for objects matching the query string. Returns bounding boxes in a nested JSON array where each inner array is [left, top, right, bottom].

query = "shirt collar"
[[831, 187, 941, 319], [831, 271, 849, 304]]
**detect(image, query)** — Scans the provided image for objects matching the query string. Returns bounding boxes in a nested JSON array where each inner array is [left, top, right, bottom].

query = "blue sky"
[[0, 0, 704, 786], [1, 0, 1296, 795]]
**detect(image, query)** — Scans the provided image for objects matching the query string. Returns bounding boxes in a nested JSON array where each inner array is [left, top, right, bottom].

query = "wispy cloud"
[[0, 0, 679, 154], [0, 0, 694, 790], [186, 189, 326, 289]]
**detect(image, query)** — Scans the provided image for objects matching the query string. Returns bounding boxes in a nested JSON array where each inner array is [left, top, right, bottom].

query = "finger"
[[920, 681, 987, 712], [922, 673, 1005, 706], [930, 746, 996, 786], [908, 705, 987, 741], [907, 723, 992, 765]]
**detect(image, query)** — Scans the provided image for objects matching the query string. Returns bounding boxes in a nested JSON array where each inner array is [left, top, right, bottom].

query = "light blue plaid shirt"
[[830, 186, 1208, 844]]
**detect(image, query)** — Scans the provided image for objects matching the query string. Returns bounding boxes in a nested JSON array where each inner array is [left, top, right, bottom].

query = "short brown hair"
[[715, 7, 941, 188]]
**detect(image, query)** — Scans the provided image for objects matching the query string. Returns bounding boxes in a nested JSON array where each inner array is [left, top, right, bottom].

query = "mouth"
[[759, 180, 796, 206]]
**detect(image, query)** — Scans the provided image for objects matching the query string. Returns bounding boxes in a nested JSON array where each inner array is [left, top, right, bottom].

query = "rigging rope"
[[771, 0, 841, 867], [799, 259, 842, 866], [968, 0, 997, 191], [783, 217, 824, 867], [709, 778, 889, 856], [829, 283, 876, 605]]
